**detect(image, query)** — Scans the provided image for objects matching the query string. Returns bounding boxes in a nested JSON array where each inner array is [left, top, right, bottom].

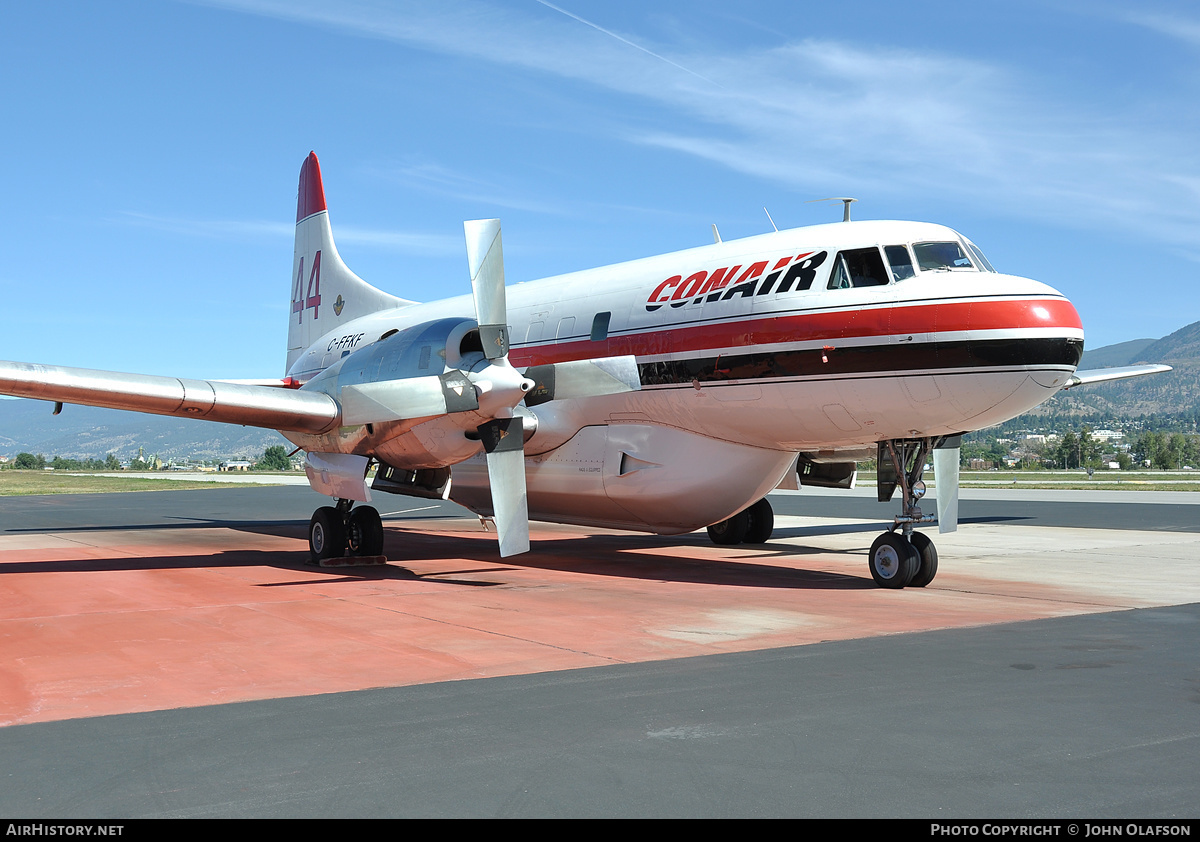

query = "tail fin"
[[287, 152, 413, 372]]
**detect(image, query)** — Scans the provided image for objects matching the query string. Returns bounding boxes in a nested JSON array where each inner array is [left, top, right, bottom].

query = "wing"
[[0, 360, 339, 433], [1062, 364, 1172, 389]]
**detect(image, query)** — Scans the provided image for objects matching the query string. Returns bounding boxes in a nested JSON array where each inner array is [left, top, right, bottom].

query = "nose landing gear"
[[871, 438, 942, 589], [309, 498, 386, 565]]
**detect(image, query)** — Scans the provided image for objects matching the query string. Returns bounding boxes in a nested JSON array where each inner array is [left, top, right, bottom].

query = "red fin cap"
[[296, 151, 327, 223]]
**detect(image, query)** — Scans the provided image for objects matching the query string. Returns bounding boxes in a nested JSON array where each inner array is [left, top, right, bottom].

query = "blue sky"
[[3, 0, 1199, 379]]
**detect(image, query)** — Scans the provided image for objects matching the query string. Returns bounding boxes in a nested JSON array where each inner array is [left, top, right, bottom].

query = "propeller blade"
[[477, 417, 530, 557], [339, 370, 478, 425], [464, 219, 509, 360], [523, 355, 640, 407], [464, 218, 531, 556], [933, 441, 960, 534]]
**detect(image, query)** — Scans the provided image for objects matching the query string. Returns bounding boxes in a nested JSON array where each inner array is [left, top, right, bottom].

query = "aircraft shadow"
[[3, 509, 1028, 590], [0, 514, 460, 536], [769, 514, 1030, 540], [1, 521, 881, 591]]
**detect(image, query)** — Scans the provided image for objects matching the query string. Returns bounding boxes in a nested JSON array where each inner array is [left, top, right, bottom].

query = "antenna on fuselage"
[[763, 208, 779, 232], [711, 223, 722, 244], [808, 197, 858, 222]]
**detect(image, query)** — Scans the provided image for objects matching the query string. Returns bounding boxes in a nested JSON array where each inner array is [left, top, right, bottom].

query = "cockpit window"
[[913, 241, 973, 271], [884, 245, 915, 281], [962, 238, 996, 273], [827, 247, 890, 289]]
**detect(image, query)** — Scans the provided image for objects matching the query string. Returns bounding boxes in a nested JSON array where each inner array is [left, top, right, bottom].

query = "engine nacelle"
[[305, 317, 479, 395]]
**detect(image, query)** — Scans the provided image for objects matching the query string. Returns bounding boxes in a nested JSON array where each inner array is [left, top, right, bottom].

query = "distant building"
[[219, 461, 252, 472]]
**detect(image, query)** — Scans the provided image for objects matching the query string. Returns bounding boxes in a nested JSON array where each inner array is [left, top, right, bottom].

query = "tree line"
[[4, 446, 295, 471], [7, 453, 122, 471], [963, 428, 1200, 470]]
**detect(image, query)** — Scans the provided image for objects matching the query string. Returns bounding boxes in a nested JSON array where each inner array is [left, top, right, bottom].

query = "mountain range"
[[0, 399, 288, 462], [1054, 319, 1200, 419]]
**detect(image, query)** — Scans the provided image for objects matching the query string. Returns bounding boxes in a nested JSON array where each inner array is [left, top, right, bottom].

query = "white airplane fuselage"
[[282, 218, 1083, 535]]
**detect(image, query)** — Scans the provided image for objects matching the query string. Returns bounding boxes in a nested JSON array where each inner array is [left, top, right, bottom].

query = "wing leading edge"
[[1062, 364, 1173, 389], [0, 360, 339, 434]]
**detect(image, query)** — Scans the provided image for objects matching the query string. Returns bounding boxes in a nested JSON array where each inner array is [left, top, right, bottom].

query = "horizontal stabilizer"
[[1063, 364, 1172, 389], [0, 360, 339, 433]]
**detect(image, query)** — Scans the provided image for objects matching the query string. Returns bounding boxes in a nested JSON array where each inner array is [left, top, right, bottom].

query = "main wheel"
[[309, 506, 347, 563], [348, 506, 385, 557], [908, 532, 938, 587], [707, 510, 750, 545], [742, 499, 774, 544], [868, 532, 918, 588]]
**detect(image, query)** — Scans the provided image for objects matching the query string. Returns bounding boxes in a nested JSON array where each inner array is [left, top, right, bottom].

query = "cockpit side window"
[[913, 241, 974, 271], [884, 245, 915, 281], [963, 239, 996, 272], [827, 247, 890, 289]]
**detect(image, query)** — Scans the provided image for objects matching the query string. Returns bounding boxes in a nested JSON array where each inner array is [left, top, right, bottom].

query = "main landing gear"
[[870, 438, 939, 589], [308, 499, 385, 565], [707, 498, 774, 545]]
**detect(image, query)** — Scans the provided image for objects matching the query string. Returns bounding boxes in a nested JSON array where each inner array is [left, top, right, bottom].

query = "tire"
[[868, 532, 918, 588], [310, 507, 347, 562], [742, 499, 774, 544], [707, 510, 750, 545], [348, 506, 385, 557], [908, 532, 938, 588]]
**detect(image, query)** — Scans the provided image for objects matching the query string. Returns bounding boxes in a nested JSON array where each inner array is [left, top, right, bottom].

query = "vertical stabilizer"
[[287, 152, 413, 371]]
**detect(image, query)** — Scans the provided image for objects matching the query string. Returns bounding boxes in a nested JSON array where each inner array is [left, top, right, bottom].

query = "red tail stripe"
[[296, 151, 328, 223]]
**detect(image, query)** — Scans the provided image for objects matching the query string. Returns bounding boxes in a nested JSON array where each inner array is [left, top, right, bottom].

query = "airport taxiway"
[[1, 486, 1198, 817]]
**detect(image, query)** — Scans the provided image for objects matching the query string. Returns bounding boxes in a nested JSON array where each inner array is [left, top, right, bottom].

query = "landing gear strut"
[[308, 498, 385, 564], [871, 438, 940, 588]]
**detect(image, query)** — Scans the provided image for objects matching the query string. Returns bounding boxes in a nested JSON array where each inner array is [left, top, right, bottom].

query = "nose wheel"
[[868, 532, 918, 588], [309, 500, 385, 564]]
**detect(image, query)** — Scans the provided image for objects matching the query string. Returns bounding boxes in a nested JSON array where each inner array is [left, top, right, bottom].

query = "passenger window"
[[591, 311, 611, 341], [827, 247, 889, 289], [884, 245, 915, 281]]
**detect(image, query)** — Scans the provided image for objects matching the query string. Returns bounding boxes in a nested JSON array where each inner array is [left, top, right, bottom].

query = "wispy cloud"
[[1121, 10, 1200, 48], [533, 0, 720, 87], [367, 160, 567, 216], [116, 212, 292, 241], [193, 0, 1200, 249], [335, 225, 460, 255], [116, 211, 459, 255]]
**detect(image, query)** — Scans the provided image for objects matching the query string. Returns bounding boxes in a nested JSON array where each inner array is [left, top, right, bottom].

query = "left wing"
[[0, 360, 340, 433], [1062, 364, 1172, 389]]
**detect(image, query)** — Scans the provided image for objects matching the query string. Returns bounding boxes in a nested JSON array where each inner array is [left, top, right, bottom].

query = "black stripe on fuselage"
[[636, 337, 1084, 387]]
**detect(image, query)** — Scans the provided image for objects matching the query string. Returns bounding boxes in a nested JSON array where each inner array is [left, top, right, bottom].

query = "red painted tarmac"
[[0, 516, 1142, 727]]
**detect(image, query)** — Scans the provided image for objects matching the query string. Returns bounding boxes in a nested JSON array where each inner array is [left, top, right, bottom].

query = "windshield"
[[913, 241, 973, 271]]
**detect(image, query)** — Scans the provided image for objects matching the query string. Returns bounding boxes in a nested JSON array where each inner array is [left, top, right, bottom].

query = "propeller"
[[337, 218, 641, 557], [464, 219, 534, 558]]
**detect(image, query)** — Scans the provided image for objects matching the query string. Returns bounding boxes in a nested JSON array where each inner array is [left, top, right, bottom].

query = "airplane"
[[0, 153, 1170, 588]]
